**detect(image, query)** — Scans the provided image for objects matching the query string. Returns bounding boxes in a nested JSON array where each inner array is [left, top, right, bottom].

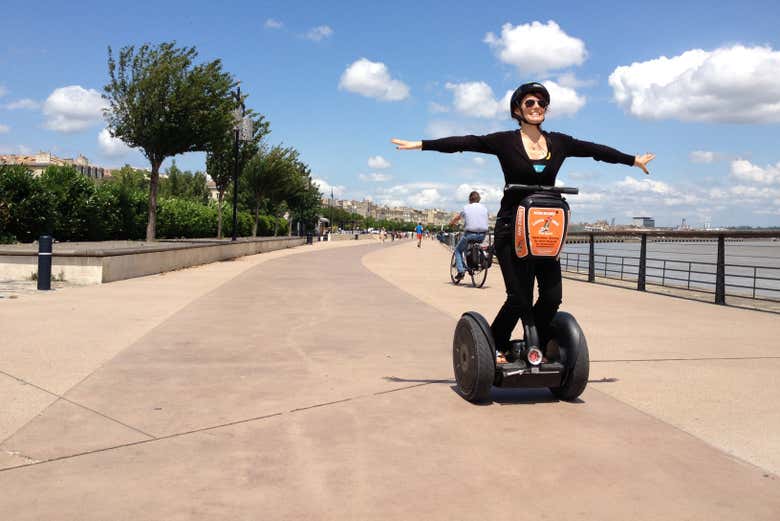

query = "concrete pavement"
[[1, 237, 778, 520]]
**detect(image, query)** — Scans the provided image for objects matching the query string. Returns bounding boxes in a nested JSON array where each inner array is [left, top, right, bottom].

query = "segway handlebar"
[[504, 184, 579, 195]]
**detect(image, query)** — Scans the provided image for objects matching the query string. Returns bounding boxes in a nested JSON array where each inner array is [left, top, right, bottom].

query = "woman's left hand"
[[634, 153, 655, 175]]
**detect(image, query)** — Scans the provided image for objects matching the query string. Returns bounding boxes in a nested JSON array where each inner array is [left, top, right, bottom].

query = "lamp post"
[[231, 82, 244, 242]]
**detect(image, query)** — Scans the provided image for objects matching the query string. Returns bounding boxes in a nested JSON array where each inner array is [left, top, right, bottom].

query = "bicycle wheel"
[[450, 251, 461, 284], [470, 250, 488, 288]]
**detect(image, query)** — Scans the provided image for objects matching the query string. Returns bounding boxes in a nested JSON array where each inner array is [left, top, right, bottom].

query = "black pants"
[[490, 233, 562, 351]]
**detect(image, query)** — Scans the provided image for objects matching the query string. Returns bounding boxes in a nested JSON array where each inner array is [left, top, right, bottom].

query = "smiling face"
[[514, 93, 547, 126]]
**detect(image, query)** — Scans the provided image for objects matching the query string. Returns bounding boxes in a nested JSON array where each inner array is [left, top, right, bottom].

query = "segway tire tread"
[[453, 313, 495, 403], [549, 311, 590, 401]]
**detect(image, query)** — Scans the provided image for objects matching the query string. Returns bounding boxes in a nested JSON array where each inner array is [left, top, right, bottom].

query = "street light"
[[231, 82, 243, 242]]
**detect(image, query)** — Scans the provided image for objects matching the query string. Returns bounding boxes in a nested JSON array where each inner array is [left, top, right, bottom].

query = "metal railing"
[[564, 231, 780, 305]]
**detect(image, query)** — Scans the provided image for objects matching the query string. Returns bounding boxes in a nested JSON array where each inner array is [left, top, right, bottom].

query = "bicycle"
[[450, 234, 494, 288]]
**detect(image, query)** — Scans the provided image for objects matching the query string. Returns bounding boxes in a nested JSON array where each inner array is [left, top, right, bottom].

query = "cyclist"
[[392, 82, 654, 356], [449, 190, 489, 282]]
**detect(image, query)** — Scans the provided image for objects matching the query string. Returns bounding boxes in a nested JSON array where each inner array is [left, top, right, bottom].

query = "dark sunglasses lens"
[[523, 99, 548, 108]]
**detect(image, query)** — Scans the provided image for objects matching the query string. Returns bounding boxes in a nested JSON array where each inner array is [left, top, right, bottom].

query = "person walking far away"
[[450, 190, 489, 282], [415, 222, 424, 248], [391, 81, 654, 358]]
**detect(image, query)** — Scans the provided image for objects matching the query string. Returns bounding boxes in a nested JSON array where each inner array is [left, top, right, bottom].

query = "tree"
[[240, 145, 298, 237], [285, 159, 321, 236], [0, 165, 54, 242], [159, 160, 210, 203], [103, 42, 236, 240], [206, 111, 270, 238]]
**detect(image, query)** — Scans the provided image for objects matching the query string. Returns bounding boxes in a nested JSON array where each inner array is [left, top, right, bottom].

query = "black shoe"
[[454, 272, 465, 282]]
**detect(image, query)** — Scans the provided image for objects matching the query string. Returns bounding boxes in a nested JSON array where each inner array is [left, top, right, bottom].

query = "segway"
[[452, 184, 589, 403]]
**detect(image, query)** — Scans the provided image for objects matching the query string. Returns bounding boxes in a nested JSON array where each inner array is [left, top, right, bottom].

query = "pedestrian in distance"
[[391, 81, 654, 357]]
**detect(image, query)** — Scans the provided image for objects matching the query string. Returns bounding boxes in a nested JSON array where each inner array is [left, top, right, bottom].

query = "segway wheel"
[[453, 312, 495, 403], [548, 311, 589, 401]]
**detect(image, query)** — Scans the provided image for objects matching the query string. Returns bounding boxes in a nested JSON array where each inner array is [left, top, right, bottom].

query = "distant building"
[[0, 152, 107, 179], [632, 216, 655, 228]]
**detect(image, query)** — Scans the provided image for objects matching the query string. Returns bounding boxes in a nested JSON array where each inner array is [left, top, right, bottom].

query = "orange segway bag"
[[514, 194, 570, 259]]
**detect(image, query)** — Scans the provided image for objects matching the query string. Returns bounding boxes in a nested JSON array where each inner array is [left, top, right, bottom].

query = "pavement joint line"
[[0, 382, 441, 474], [0, 369, 155, 442], [591, 356, 780, 363]]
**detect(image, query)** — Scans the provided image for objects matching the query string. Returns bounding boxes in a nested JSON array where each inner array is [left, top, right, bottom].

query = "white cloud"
[[445, 79, 583, 119], [484, 21, 587, 75], [0, 85, 7, 98], [305, 25, 333, 42], [543, 80, 586, 117], [428, 102, 450, 114], [359, 172, 392, 182], [98, 128, 133, 157], [43, 85, 106, 132], [312, 178, 346, 198], [556, 72, 596, 89], [445, 81, 507, 118], [609, 45, 780, 123], [472, 157, 486, 166], [0, 124, 9, 134], [4, 98, 40, 110], [409, 188, 445, 207], [367, 155, 391, 169], [339, 58, 410, 101], [730, 159, 780, 185], [689, 150, 717, 163], [616, 176, 672, 194], [264, 18, 283, 29], [454, 183, 503, 203]]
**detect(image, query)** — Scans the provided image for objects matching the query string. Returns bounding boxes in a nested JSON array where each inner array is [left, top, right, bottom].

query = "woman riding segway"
[[392, 82, 654, 402]]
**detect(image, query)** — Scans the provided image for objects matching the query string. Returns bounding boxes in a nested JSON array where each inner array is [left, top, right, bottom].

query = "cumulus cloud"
[[4, 98, 40, 110], [264, 18, 283, 29], [472, 157, 486, 166], [616, 176, 672, 194], [43, 85, 106, 132], [445, 81, 509, 119], [455, 183, 503, 203], [312, 178, 346, 198], [424, 119, 503, 139], [0, 85, 7, 98], [445, 79, 583, 119], [730, 159, 780, 185], [0, 124, 10, 134], [367, 155, 391, 169], [339, 58, 410, 101], [484, 21, 587, 75], [543, 80, 586, 117], [98, 128, 133, 157], [689, 150, 717, 163], [359, 172, 392, 182], [609, 45, 780, 123], [305, 25, 333, 41]]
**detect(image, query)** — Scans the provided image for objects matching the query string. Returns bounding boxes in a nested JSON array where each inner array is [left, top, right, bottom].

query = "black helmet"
[[510, 82, 550, 124]]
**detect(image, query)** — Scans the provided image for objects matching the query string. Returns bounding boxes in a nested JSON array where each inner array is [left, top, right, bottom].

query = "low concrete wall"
[[0, 237, 304, 285]]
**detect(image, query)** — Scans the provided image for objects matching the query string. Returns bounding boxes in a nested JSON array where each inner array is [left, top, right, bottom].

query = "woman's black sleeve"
[[563, 134, 635, 166], [421, 133, 499, 155]]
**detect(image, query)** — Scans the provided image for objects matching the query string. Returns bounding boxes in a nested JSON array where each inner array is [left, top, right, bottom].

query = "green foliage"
[[159, 161, 210, 204], [39, 166, 96, 241], [104, 41, 237, 239], [0, 164, 54, 242], [111, 164, 149, 192], [156, 198, 217, 238]]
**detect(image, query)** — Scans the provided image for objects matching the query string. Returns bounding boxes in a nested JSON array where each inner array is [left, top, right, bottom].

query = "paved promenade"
[[1, 238, 778, 520]]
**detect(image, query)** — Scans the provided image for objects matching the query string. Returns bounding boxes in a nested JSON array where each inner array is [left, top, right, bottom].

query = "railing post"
[[637, 234, 647, 291], [37, 235, 53, 290], [715, 235, 726, 305], [588, 234, 595, 282]]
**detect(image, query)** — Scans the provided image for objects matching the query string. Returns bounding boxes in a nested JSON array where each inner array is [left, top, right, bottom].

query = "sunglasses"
[[523, 99, 548, 109]]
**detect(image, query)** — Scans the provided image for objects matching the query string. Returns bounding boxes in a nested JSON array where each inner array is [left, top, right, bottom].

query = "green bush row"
[[0, 165, 285, 243]]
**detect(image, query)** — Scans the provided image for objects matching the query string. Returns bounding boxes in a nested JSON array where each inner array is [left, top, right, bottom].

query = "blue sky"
[[1, 0, 780, 227]]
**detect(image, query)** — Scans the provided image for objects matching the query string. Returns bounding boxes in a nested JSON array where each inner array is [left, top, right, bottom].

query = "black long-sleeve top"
[[422, 130, 635, 218]]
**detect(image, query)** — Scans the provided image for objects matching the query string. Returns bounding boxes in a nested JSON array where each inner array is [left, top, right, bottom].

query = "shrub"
[[0, 165, 54, 242]]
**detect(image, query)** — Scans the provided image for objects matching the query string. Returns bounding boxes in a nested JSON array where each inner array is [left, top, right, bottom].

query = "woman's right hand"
[[391, 138, 422, 150]]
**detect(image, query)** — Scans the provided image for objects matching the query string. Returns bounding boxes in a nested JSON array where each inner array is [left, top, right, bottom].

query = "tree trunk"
[[217, 190, 224, 239], [252, 202, 259, 237], [146, 160, 161, 241], [273, 220, 278, 236], [288, 213, 292, 236]]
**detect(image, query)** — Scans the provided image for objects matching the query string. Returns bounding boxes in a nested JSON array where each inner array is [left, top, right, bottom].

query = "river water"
[[561, 239, 780, 300]]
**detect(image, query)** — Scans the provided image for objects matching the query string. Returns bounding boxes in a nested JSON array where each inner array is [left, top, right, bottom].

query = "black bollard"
[[37, 235, 53, 290]]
